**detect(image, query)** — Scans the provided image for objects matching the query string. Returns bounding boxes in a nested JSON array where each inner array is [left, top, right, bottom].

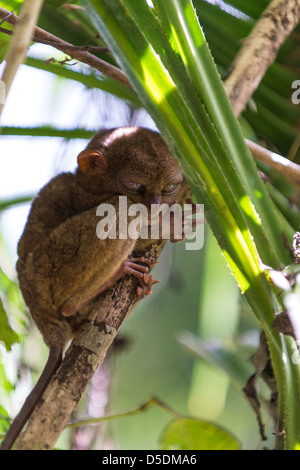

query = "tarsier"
[[1, 126, 192, 450]]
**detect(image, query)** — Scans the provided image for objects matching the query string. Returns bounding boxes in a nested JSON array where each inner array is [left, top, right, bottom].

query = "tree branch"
[[0, 7, 132, 89], [224, 0, 300, 117], [246, 138, 300, 187], [66, 396, 180, 429]]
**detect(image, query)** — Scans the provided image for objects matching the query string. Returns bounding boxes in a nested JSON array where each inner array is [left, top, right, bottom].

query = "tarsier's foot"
[[135, 273, 161, 302], [123, 257, 160, 301]]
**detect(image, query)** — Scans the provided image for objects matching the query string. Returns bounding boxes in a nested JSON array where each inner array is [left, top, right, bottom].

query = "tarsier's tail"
[[0, 346, 62, 450]]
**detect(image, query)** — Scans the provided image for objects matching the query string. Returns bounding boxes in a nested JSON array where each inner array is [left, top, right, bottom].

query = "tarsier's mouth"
[[144, 210, 166, 226]]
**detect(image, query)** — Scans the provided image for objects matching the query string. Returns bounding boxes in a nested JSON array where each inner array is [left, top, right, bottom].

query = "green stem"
[[66, 397, 180, 429], [0, 126, 95, 139], [0, 195, 33, 210]]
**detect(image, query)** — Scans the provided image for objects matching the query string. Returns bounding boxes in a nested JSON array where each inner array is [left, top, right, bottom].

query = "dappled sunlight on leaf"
[[160, 418, 240, 450], [0, 297, 19, 351]]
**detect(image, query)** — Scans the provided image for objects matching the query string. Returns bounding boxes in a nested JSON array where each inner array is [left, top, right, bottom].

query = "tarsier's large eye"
[[163, 183, 180, 195], [121, 181, 145, 193]]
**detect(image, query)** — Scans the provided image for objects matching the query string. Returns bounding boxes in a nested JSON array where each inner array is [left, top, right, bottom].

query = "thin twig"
[[0, 26, 110, 53], [66, 396, 180, 430], [0, 6, 131, 89], [0, 11, 14, 26]]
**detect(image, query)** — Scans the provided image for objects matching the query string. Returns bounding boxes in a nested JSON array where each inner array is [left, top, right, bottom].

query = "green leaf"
[[0, 364, 13, 394], [0, 195, 33, 211], [1, 125, 95, 139], [161, 418, 240, 450], [0, 0, 23, 10], [0, 25, 12, 62], [0, 404, 10, 436], [0, 297, 19, 351], [39, 3, 97, 47], [0, 1, 23, 60]]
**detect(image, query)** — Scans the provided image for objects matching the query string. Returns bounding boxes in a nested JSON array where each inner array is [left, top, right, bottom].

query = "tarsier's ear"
[[77, 150, 107, 175]]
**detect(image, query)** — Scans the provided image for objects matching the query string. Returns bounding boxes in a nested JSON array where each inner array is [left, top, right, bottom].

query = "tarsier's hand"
[[123, 257, 160, 301], [169, 198, 202, 243]]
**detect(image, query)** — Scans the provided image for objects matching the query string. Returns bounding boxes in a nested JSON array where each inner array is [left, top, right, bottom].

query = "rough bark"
[[224, 0, 300, 117]]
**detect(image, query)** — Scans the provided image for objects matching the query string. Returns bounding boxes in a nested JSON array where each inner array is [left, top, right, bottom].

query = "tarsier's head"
[[77, 127, 186, 212]]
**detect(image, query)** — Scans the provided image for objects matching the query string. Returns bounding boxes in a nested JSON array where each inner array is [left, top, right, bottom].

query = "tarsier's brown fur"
[[1, 127, 188, 450]]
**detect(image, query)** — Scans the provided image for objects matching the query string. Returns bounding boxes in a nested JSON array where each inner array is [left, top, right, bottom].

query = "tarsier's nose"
[[146, 194, 161, 217]]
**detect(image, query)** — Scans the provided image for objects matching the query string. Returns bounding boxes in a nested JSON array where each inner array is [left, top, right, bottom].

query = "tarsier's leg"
[[62, 257, 159, 316], [19, 203, 137, 320]]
